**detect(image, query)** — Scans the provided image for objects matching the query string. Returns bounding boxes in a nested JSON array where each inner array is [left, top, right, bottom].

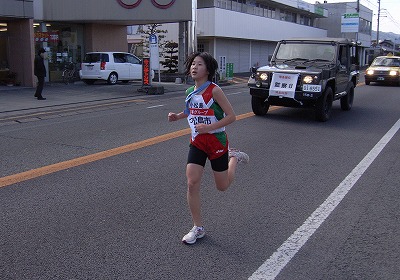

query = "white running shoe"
[[182, 226, 205, 244], [228, 148, 249, 164]]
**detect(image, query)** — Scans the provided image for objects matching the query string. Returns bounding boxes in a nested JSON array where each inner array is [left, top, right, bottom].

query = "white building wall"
[[213, 39, 276, 73], [153, 7, 329, 73], [196, 7, 327, 73], [198, 8, 327, 41]]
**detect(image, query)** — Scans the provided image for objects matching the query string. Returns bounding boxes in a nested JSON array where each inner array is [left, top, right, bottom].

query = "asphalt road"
[[0, 82, 399, 279]]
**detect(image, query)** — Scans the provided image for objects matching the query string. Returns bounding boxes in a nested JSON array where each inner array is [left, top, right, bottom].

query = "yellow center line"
[[0, 111, 260, 188]]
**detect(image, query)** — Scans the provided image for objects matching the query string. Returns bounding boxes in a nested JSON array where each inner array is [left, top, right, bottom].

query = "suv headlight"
[[302, 75, 319, 84], [389, 70, 398, 76], [366, 69, 374, 75], [258, 72, 268, 81]]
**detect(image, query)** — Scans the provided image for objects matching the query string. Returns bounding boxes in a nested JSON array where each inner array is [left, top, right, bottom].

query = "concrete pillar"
[[8, 19, 35, 87], [83, 23, 127, 52], [178, 21, 188, 74]]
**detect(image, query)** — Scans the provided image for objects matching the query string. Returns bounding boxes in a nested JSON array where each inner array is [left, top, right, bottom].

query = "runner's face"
[[190, 56, 209, 81]]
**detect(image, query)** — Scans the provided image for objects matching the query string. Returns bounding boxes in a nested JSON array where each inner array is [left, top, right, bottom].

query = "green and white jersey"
[[186, 83, 226, 142]]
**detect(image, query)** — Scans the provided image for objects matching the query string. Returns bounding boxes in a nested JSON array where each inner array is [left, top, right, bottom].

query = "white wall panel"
[[213, 39, 277, 73], [198, 8, 327, 41]]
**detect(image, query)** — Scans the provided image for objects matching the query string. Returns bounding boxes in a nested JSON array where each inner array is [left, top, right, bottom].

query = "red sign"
[[142, 57, 151, 86], [117, 0, 175, 9], [34, 32, 59, 42]]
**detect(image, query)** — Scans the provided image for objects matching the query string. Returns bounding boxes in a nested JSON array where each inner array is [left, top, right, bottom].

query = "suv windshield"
[[275, 43, 336, 61], [371, 57, 400, 67]]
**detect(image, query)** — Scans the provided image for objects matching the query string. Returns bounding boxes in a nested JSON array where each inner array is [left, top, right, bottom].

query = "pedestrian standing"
[[34, 48, 47, 100], [168, 52, 249, 245]]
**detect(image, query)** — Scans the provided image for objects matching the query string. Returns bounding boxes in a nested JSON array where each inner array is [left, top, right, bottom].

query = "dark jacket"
[[34, 55, 46, 77]]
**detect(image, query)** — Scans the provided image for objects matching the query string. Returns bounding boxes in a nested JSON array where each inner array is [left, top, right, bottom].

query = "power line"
[[380, 10, 400, 33]]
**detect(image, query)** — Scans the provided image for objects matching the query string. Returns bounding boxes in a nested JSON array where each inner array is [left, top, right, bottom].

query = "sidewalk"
[[0, 75, 249, 115], [0, 81, 187, 115]]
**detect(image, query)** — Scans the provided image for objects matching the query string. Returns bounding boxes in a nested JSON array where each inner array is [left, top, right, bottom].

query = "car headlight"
[[258, 72, 268, 81], [366, 69, 374, 75], [302, 75, 319, 84], [389, 70, 398, 76]]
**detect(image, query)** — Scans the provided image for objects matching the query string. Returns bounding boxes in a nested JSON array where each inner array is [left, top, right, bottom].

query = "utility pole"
[[355, 0, 359, 41], [377, 0, 381, 45], [356, 0, 360, 64]]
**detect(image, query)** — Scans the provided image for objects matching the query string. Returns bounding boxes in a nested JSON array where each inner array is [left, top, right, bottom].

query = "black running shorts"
[[187, 144, 229, 172]]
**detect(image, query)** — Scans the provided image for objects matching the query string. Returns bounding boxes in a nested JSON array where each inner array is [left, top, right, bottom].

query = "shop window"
[[34, 23, 84, 82]]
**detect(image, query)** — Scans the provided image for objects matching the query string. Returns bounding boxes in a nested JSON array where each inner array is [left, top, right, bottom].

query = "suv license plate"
[[303, 84, 321, 92], [377, 77, 384, 81]]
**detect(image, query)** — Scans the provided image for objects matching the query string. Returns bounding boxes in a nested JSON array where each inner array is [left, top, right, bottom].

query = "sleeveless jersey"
[[186, 83, 226, 144]]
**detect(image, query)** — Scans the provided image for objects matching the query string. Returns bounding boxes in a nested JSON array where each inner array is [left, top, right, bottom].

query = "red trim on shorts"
[[190, 133, 228, 160]]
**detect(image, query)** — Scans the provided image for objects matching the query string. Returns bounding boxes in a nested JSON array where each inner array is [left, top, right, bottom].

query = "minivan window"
[[126, 54, 141, 64], [83, 53, 109, 63], [113, 53, 127, 63]]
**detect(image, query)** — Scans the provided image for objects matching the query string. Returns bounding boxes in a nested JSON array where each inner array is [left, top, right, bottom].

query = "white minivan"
[[80, 52, 152, 85]]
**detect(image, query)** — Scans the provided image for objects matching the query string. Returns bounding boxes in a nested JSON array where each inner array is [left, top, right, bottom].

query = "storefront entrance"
[[34, 23, 84, 83], [0, 23, 10, 85]]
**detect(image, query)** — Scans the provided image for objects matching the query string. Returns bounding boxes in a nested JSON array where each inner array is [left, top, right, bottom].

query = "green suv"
[[248, 38, 360, 121]]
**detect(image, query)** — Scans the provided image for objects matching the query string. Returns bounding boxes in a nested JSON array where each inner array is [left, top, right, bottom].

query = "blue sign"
[[149, 34, 158, 44], [149, 34, 159, 70]]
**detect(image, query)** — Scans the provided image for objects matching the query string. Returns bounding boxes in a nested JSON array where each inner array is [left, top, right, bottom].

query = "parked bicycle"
[[62, 62, 79, 85]]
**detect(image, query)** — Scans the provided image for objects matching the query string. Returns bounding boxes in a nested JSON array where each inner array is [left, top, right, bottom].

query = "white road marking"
[[249, 118, 400, 280], [147, 105, 165, 109], [226, 91, 242, 96]]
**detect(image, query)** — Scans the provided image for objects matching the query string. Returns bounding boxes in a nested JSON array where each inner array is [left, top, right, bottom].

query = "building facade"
[[314, 1, 373, 65], [0, 0, 191, 86], [154, 0, 329, 75], [2, 0, 370, 87], [0, 0, 35, 87]]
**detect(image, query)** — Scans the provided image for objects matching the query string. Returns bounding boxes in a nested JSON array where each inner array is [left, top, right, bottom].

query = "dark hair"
[[184, 52, 218, 82], [38, 48, 46, 55]]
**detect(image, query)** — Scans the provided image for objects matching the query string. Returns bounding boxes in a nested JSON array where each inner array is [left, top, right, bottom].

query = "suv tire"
[[340, 84, 354, 111], [315, 87, 333, 122], [251, 96, 270, 115], [107, 72, 118, 85]]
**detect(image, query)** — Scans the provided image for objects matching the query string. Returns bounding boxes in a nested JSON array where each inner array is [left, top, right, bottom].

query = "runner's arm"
[[168, 111, 188, 122]]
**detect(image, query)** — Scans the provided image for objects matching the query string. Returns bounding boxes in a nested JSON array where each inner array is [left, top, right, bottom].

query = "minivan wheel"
[[107, 73, 118, 85]]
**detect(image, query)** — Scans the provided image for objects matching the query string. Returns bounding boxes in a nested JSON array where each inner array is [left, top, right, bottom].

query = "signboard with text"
[[269, 73, 298, 99], [142, 57, 151, 86], [341, 13, 359, 33], [149, 34, 159, 70], [226, 63, 233, 80], [34, 32, 59, 42]]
